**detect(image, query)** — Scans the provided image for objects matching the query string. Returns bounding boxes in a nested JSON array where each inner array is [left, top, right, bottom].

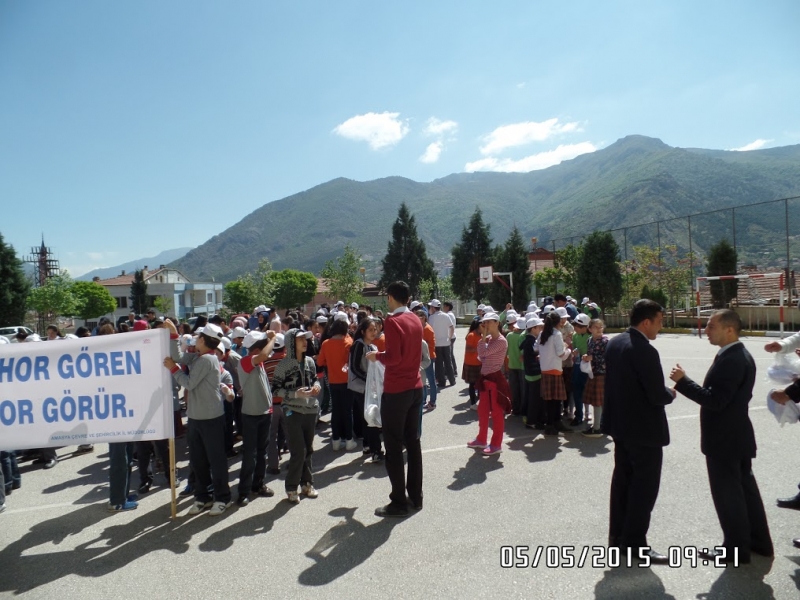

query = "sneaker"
[[0, 504, 5, 514], [469, 403, 478, 411], [332, 439, 343, 451], [188, 500, 213, 515], [583, 428, 603, 438], [75, 444, 94, 453], [483, 445, 502, 456], [179, 484, 194, 497], [569, 418, 583, 427], [254, 485, 275, 497], [345, 439, 357, 451], [362, 447, 372, 455], [371, 451, 385, 463], [236, 496, 250, 507], [137, 482, 152, 495], [286, 491, 300, 504], [107, 500, 138, 512], [467, 439, 487, 449], [208, 501, 232, 516], [301, 484, 318, 498]]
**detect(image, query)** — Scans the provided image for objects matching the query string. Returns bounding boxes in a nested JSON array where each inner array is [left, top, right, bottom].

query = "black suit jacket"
[[674, 342, 757, 459], [602, 328, 674, 447]]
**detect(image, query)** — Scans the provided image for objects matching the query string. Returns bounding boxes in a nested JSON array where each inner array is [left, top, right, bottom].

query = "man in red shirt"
[[367, 281, 423, 518]]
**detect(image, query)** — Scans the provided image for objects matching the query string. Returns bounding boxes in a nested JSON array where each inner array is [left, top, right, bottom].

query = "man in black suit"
[[670, 309, 773, 563], [603, 299, 674, 564]]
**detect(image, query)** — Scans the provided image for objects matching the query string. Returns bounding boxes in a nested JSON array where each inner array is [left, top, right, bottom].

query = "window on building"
[[207, 292, 213, 303], [116, 296, 128, 308]]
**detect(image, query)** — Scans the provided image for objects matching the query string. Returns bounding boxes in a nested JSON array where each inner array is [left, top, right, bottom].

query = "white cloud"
[[423, 117, 458, 137], [465, 142, 597, 173], [730, 138, 772, 152], [419, 142, 443, 164], [480, 118, 581, 155], [333, 112, 409, 150]]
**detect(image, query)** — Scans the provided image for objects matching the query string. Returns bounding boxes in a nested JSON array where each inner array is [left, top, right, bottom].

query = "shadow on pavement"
[[448, 451, 503, 491], [298, 507, 403, 586], [314, 454, 388, 490], [505, 434, 561, 463], [199, 499, 293, 552], [561, 434, 613, 458], [696, 556, 774, 599], [594, 566, 676, 600], [0, 500, 222, 594], [449, 408, 476, 426]]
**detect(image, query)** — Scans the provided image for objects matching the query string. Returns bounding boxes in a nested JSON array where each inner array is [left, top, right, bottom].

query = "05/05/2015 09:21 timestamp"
[[500, 546, 741, 569]]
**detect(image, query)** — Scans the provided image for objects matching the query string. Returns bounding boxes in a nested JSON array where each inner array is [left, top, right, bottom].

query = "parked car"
[[0, 326, 35, 342]]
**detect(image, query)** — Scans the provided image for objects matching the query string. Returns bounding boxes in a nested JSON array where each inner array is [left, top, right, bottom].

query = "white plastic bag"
[[580, 359, 594, 380], [766, 351, 800, 385], [767, 388, 800, 426], [364, 361, 385, 427]]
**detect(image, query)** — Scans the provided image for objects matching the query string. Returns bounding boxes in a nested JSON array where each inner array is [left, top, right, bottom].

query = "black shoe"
[[266, 468, 281, 475], [569, 417, 583, 427], [236, 496, 250, 507], [226, 449, 238, 459], [750, 545, 774, 558], [179, 485, 194, 497], [375, 503, 410, 518], [698, 547, 750, 564], [254, 485, 275, 497], [11, 481, 20, 490], [544, 427, 558, 436], [793, 538, 800, 549], [776, 493, 800, 510], [138, 482, 152, 495], [554, 422, 573, 433], [408, 497, 423, 511], [43, 458, 58, 469], [638, 548, 669, 565]]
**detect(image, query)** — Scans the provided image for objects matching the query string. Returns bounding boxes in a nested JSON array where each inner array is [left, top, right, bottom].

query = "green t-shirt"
[[572, 332, 590, 356], [506, 330, 524, 370]]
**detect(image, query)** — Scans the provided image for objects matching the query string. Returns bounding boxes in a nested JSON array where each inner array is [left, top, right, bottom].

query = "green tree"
[[554, 244, 583, 295], [224, 278, 259, 314], [253, 258, 276, 305], [486, 227, 532, 311], [532, 266, 567, 299], [436, 274, 455, 304], [320, 244, 363, 304], [379, 203, 437, 300], [129, 269, 149, 314], [640, 284, 668, 309], [72, 280, 117, 321], [576, 231, 623, 312], [153, 294, 174, 316], [0, 233, 30, 326], [272, 269, 318, 308], [28, 272, 76, 323], [451, 208, 492, 302], [706, 239, 738, 307]]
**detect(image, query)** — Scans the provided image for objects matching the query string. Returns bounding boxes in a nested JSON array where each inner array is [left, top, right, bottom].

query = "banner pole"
[[169, 437, 177, 519]]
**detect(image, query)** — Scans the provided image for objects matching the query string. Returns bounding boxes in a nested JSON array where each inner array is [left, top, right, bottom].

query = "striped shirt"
[[477, 335, 508, 375]]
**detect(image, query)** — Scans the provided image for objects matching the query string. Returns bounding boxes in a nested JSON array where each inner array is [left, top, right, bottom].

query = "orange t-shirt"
[[423, 323, 437, 359], [464, 331, 481, 366], [317, 336, 353, 384], [374, 333, 386, 352]]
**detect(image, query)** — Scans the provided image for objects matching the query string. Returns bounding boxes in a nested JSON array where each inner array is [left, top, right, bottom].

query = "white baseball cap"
[[201, 323, 224, 339], [220, 336, 232, 351], [542, 305, 556, 314], [316, 315, 328, 324], [573, 314, 591, 327], [428, 299, 441, 308], [477, 304, 486, 311], [410, 300, 421, 310], [506, 313, 518, 323], [334, 312, 349, 322], [243, 331, 268, 348], [254, 304, 268, 314], [526, 317, 544, 329], [556, 307, 569, 318], [229, 326, 247, 340], [350, 302, 359, 309], [293, 330, 313, 339], [273, 333, 285, 349], [581, 297, 590, 305], [514, 317, 527, 329], [481, 312, 499, 322]]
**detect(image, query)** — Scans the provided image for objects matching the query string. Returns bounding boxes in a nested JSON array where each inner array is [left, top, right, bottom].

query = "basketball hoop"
[[479, 266, 493, 284]]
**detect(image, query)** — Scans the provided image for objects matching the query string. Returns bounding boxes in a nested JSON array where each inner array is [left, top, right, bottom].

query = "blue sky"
[[1, 1, 798, 276]]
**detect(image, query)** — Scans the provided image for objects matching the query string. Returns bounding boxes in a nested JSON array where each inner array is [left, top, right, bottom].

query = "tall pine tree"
[[576, 231, 623, 311], [451, 208, 493, 302], [487, 227, 532, 311], [0, 233, 31, 326], [129, 269, 149, 315], [379, 203, 436, 300], [706, 238, 738, 307]]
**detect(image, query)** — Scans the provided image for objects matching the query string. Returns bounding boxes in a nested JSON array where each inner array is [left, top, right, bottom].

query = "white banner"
[[0, 329, 174, 451]]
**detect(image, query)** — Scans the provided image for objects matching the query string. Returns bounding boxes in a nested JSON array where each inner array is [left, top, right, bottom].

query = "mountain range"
[[170, 135, 800, 282], [77, 247, 194, 281]]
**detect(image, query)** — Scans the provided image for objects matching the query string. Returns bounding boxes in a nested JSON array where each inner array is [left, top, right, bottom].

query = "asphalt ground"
[[1, 333, 800, 600]]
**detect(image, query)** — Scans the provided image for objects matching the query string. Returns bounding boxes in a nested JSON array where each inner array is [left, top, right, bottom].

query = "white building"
[[92, 265, 223, 325]]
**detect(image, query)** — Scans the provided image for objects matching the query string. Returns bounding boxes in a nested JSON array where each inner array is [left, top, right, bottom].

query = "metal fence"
[[535, 194, 800, 307]]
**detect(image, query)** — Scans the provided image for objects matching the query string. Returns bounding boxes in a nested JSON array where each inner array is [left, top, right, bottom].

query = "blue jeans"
[[0, 451, 20, 492], [572, 366, 588, 422], [108, 442, 134, 505], [422, 363, 437, 406]]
